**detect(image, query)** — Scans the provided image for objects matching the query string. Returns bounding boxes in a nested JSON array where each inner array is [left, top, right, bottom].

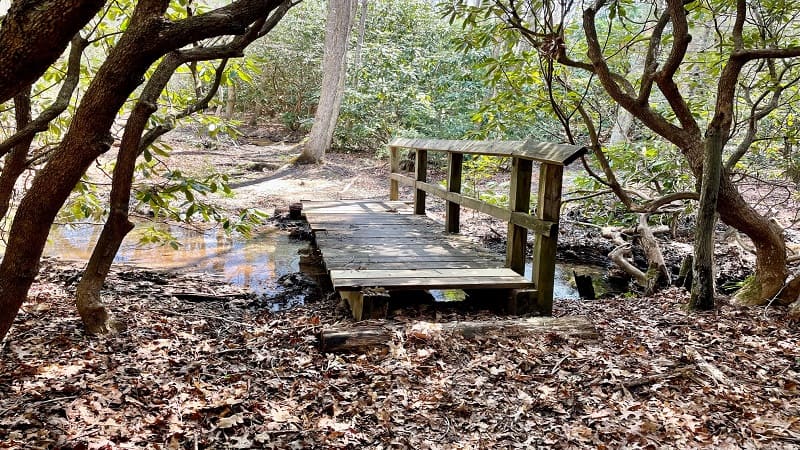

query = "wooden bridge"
[[303, 138, 586, 320]]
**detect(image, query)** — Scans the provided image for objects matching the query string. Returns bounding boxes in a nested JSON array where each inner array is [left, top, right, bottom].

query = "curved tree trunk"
[[717, 177, 788, 305], [75, 213, 134, 333], [0, 12, 155, 341], [73, 0, 294, 333], [682, 140, 789, 307]]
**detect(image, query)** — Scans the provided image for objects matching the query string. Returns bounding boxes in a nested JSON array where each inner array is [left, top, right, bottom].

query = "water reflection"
[[45, 223, 306, 295]]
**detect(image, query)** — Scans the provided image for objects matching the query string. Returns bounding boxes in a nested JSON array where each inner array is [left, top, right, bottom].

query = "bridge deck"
[[303, 200, 534, 297]]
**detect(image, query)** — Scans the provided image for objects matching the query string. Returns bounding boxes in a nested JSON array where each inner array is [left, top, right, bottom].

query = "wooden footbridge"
[[303, 138, 586, 320]]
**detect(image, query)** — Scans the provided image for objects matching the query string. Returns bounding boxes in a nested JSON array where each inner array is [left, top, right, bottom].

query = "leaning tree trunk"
[[689, 127, 723, 310], [72, 0, 294, 333], [0, 0, 105, 104], [297, 0, 356, 164], [718, 177, 789, 305], [74, 53, 230, 332]]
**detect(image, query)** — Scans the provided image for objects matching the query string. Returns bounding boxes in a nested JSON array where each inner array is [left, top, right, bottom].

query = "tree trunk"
[[319, 316, 598, 352], [0, 0, 105, 103], [0, 89, 34, 220], [689, 129, 723, 310], [681, 140, 789, 307], [74, 93, 156, 333], [75, 213, 134, 333], [0, 12, 161, 341], [297, 0, 356, 164], [224, 81, 236, 120], [351, 0, 368, 88]]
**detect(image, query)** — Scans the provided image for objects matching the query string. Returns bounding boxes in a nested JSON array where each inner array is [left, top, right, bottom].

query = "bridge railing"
[[388, 138, 587, 315]]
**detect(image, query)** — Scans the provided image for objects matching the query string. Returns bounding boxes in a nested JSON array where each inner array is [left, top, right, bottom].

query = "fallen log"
[[318, 316, 597, 352], [318, 326, 393, 353]]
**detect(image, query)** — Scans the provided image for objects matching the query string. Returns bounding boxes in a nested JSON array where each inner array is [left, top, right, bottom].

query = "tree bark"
[[0, 0, 105, 103], [351, 0, 367, 88], [0, 88, 34, 220], [689, 127, 723, 310], [297, 0, 356, 164]]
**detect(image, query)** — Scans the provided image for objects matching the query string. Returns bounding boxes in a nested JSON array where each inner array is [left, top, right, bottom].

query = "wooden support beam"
[[340, 291, 363, 321], [407, 179, 554, 237], [507, 288, 537, 315], [533, 163, 564, 315], [414, 149, 428, 215], [506, 157, 533, 275], [341, 288, 390, 321], [446, 152, 463, 233], [389, 146, 400, 201]]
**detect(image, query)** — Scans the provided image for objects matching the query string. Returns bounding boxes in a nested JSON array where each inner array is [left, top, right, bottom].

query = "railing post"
[[389, 146, 400, 200], [414, 149, 427, 215], [532, 162, 564, 316], [506, 156, 533, 275], [446, 152, 463, 233]]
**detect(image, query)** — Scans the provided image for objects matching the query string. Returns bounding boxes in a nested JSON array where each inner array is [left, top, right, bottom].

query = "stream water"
[[45, 224, 306, 296], [44, 223, 615, 302]]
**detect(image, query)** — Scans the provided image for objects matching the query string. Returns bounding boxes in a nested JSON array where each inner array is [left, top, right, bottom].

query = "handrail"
[[387, 137, 587, 315], [389, 137, 586, 166]]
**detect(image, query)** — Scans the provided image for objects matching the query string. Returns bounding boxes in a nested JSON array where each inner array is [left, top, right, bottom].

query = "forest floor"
[[1, 123, 799, 449]]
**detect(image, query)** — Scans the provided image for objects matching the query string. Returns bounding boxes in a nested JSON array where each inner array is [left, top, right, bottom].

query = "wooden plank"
[[390, 138, 520, 158], [390, 146, 400, 200], [333, 276, 532, 290], [388, 137, 587, 166], [446, 152, 463, 233], [520, 140, 587, 166], [307, 217, 420, 225], [412, 180, 553, 237], [303, 200, 411, 212], [314, 230, 444, 238], [323, 255, 504, 264], [315, 238, 486, 249], [325, 260, 502, 270], [315, 236, 477, 245], [506, 157, 533, 274], [389, 172, 415, 187], [340, 291, 364, 321], [319, 248, 497, 259], [532, 163, 564, 316], [331, 268, 525, 279], [414, 149, 427, 214]]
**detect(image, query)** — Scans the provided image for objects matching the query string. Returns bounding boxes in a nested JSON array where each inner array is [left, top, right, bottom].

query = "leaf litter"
[[1, 259, 799, 449]]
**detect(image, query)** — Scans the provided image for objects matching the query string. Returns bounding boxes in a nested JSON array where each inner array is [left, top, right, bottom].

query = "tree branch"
[[582, 0, 691, 148]]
